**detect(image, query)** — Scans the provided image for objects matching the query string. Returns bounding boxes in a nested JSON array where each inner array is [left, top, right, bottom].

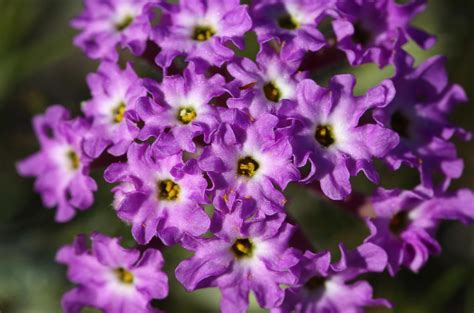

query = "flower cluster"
[[18, 0, 473, 312]]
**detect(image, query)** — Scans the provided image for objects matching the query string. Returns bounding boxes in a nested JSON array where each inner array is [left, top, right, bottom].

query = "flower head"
[[227, 43, 305, 119], [274, 243, 390, 313], [330, 0, 435, 67], [17, 105, 97, 222], [16, 0, 474, 311], [199, 114, 300, 215], [57, 232, 168, 313], [292, 75, 399, 200], [366, 186, 474, 275], [105, 142, 210, 245], [176, 209, 300, 313], [374, 50, 471, 190], [72, 0, 158, 60], [137, 62, 226, 152], [82, 62, 146, 157], [251, 0, 332, 60], [154, 0, 252, 68]]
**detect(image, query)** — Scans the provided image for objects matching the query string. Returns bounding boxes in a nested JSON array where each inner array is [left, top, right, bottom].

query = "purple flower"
[[176, 209, 300, 313], [72, 0, 158, 60], [251, 0, 331, 61], [199, 114, 300, 215], [104, 142, 210, 245], [18, 0, 473, 310], [274, 243, 390, 313], [227, 43, 306, 120], [292, 75, 399, 200], [374, 51, 471, 190], [154, 0, 252, 68], [137, 62, 226, 152], [366, 186, 474, 275], [57, 232, 168, 313], [82, 62, 146, 158], [17, 106, 97, 222], [330, 0, 435, 67]]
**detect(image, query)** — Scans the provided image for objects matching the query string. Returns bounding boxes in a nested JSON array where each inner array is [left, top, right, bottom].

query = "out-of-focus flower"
[[274, 243, 390, 313], [367, 186, 474, 275], [374, 50, 471, 190], [57, 233, 168, 313], [330, 0, 435, 67], [17, 105, 97, 222], [72, 0, 158, 60]]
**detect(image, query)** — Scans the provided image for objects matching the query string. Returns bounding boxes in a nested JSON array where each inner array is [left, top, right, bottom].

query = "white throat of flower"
[[312, 112, 351, 151], [187, 15, 219, 42], [264, 63, 296, 102], [52, 145, 80, 174], [231, 237, 271, 268], [113, 4, 139, 31]]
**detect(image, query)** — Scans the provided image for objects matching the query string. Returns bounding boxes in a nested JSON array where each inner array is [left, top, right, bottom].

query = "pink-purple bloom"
[[274, 243, 390, 313], [137, 62, 226, 152], [227, 43, 306, 119], [17, 105, 97, 222], [199, 114, 300, 215], [72, 0, 158, 60], [374, 50, 471, 190], [251, 0, 331, 61], [367, 186, 474, 275], [105, 142, 210, 245], [16, 0, 474, 311], [57, 232, 168, 313], [82, 61, 146, 157], [292, 75, 399, 200], [176, 209, 300, 313], [154, 0, 252, 69], [330, 0, 435, 67]]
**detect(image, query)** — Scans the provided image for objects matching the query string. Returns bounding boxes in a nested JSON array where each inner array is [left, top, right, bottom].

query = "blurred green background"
[[0, 0, 473, 312]]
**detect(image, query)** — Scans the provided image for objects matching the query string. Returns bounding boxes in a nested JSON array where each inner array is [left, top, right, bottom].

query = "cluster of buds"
[[18, 0, 473, 312]]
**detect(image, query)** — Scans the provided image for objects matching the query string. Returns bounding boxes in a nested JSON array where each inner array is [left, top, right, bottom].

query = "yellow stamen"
[[237, 156, 259, 177], [157, 179, 180, 201], [67, 150, 80, 170], [263, 82, 281, 103], [177, 107, 197, 124], [114, 267, 134, 284], [231, 238, 253, 258], [192, 25, 216, 42], [113, 102, 126, 123], [315, 124, 335, 147], [115, 15, 134, 31], [278, 14, 300, 30]]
